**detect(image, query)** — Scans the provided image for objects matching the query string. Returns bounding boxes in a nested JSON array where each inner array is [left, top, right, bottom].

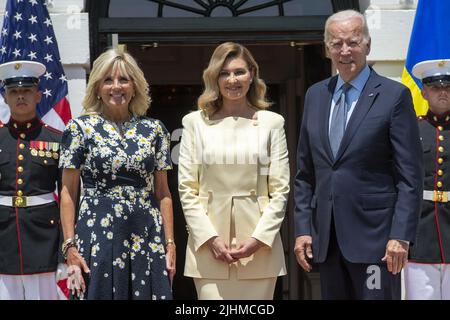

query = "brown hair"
[[197, 42, 271, 115]]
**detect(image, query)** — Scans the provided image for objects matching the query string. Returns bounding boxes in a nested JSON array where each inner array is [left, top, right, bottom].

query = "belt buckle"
[[433, 191, 448, 203], [12, 196, 27, 207]]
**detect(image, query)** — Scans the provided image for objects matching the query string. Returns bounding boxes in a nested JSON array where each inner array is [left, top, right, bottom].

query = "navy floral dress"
[[59, 114, 173, 300]]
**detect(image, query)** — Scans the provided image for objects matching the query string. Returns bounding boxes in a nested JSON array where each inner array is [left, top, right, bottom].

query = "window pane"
[[210, 6, 234, 17], [167, 0, 205, 10], [109, 0, 158, 18], [163, 6, 204, 17], [108, 0, 333, 18], [239, 6, 279, 17], [284, 1, 333, 16]]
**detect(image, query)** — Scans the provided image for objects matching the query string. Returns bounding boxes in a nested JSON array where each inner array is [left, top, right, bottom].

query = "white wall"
[[366, 8, 416, 81], [364, 0, 417, 9], [360, 0, 417, 81], [0, 0, 89, 118]]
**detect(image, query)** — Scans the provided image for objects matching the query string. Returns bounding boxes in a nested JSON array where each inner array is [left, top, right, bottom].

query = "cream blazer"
[[178, 110, 290, 280]]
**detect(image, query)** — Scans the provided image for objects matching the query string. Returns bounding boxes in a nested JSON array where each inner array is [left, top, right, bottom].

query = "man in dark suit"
[[294, 10, 423, 300]]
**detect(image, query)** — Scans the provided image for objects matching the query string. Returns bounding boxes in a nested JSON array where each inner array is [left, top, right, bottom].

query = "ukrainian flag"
[[402, 0, 450, 115]]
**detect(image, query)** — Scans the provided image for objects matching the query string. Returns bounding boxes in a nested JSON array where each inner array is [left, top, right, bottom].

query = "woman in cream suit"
[[178, 42, 290, 300]]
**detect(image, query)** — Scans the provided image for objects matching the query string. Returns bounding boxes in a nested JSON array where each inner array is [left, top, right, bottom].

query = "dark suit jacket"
[[294, 68, 423, 264]]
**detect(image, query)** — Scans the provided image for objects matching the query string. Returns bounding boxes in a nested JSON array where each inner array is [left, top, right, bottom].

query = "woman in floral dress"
[[59, 48, 175, 300]]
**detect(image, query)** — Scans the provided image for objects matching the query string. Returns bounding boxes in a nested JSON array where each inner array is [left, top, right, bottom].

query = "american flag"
[[0, 0, 71, 131]]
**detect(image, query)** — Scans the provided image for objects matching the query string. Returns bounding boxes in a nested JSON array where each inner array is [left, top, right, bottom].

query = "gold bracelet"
[[165, 238, 175, 246], [61, 238, 74, 253], [61, 238, 77, 259]]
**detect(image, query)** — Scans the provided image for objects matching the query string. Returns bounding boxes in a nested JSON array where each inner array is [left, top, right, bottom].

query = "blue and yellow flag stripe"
[[401, 67, 428, 116], [402, 0, 450, 116]]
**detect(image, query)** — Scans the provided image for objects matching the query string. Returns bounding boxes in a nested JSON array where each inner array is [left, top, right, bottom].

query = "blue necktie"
[[329, 83, 351, 157]]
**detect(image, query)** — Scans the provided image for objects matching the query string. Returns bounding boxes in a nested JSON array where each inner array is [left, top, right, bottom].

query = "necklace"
[[111, 121, 125, 136], [107, 116, 131, 137], [102, 112, 132, 137]]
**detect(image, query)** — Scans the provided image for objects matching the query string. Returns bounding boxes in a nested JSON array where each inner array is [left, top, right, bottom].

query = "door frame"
[[85, 0, 360, 61]]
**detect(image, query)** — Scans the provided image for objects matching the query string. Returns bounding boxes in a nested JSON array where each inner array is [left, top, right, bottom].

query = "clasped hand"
[[207, 236, 264, 264]]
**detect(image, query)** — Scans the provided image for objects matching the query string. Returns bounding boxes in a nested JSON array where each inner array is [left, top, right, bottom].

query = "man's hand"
[[294, 235, 313, 272], [381, 239, 409, 275]]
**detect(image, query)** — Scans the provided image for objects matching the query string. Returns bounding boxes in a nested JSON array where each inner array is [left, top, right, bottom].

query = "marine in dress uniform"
[[405, 59, 450, 300], [0, 60, 62, 300]]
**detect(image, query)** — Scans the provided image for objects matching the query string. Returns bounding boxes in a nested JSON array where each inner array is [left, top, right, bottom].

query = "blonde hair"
[[82, 48, 151, 116], [324, 10, 370, 45], [198, 42, 271, 115]]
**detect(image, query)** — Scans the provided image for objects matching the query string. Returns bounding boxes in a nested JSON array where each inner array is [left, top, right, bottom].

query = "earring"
[[250, 78, 253, 83], [97, 96, 101, 100]]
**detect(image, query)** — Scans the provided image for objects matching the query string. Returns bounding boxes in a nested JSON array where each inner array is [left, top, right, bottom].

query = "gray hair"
[[324, 10, 370, 45]]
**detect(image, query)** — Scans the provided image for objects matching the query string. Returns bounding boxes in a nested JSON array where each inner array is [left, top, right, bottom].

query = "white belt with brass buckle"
[[0, 192, 56, 207], [423, 190, 450, 203]]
